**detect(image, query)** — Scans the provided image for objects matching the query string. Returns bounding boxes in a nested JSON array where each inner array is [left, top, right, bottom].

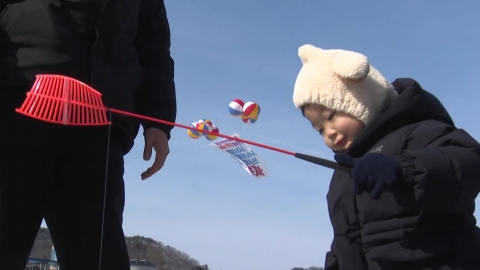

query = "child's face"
[[303, 104, 365, 152]]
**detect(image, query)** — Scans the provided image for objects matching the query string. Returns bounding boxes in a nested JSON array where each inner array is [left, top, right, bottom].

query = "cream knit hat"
[[293, 44, 398, 124]]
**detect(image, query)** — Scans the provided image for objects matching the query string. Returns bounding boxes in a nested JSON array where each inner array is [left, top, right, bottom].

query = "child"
[[292, 44, 480, 270]]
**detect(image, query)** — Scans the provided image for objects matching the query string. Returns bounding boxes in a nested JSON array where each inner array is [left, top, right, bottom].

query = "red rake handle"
[[108, 108, 292, 153], [108, 108, 352, 173]]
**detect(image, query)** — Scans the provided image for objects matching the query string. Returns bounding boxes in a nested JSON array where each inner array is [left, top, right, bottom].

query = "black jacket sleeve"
[[396, 120, 480, 213], [325, 240, 339, 270], [134, 0, 177, 139]]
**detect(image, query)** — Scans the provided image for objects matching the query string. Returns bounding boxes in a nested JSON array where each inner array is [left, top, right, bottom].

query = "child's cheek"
[[323, 135, 334, 149]]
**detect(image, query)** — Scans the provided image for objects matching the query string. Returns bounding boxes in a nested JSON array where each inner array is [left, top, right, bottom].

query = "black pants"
[[0, 89, 130, 269]]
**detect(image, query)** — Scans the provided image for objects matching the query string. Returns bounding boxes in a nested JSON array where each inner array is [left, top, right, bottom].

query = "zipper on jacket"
[[0, 4, 10, 20], [92, 0, 109, 50], [90, 0, 109, 85]]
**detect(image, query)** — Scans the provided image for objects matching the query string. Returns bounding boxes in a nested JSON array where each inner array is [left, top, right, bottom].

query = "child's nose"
[[325, 128, 337, 140]]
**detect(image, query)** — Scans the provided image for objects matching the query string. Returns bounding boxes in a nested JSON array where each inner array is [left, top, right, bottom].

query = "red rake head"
[[16, 75, 111, 126]]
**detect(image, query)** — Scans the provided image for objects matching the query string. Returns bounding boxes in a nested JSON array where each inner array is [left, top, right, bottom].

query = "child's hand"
[[334, 153, 402, 200]]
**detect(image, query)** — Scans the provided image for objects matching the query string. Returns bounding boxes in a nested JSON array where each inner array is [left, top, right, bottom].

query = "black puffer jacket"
[[325, 78, 480, 270]]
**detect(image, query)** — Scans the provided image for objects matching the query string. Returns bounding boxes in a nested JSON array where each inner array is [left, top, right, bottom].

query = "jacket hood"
[[346, 78, 454, 157]]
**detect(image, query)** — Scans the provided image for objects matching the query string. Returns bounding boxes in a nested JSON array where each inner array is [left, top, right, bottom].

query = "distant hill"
[[30, 227, 208, 270], [290, 266, 323, 270], [31, 227, 322, 270]]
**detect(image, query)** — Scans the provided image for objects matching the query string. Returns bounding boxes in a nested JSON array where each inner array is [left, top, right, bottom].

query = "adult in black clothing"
[[0, 0, 177, 269]]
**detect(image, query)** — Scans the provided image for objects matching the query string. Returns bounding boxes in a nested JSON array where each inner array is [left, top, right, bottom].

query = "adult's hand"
[[141, 127, 169, 180]]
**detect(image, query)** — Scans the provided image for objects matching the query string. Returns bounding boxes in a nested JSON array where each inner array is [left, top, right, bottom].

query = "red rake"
[[16, 74, 351, 173]]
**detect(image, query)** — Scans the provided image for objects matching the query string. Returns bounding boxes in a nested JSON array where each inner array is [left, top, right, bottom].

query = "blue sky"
[[45, 1, 480, 269]]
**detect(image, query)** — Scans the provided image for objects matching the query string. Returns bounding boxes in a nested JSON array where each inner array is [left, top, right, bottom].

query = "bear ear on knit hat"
[[298, 44, 321, 64], [331, 50, 370, 81], [299, 44, 370, 82]]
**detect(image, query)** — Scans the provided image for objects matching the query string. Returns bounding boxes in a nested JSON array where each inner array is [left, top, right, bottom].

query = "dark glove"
[[334, 153, 402, 200]]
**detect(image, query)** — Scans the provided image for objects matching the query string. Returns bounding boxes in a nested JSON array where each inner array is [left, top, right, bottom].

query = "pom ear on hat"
[[331, 50, 370, 81], [298, 44, 322, 64]]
